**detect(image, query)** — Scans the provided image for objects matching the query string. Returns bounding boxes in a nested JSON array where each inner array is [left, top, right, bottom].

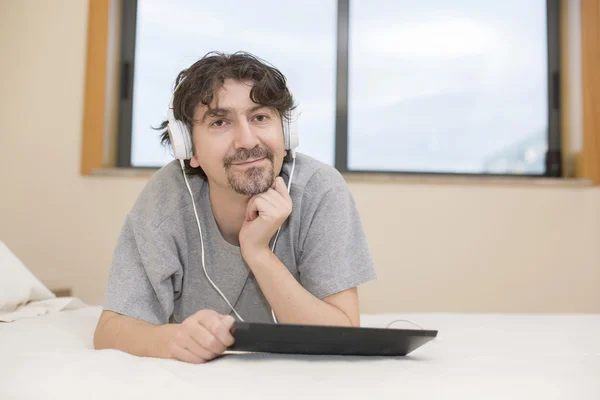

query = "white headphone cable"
[[180, 160, 245, 322], [385, 319, 425, 330], [179, 152, 296, 324]]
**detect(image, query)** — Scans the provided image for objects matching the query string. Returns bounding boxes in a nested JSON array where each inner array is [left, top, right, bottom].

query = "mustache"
[[223, 146, 274, 168]]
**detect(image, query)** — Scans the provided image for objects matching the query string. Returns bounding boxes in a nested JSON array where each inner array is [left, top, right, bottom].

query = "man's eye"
[[211, 119, 226, 127], [254, 114, 269, 122]]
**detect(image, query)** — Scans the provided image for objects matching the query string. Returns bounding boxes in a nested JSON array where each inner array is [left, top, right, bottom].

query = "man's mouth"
[[232, 156, 267, 166]]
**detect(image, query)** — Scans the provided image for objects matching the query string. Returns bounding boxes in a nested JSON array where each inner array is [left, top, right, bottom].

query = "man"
[[94, 51, 376, 364]]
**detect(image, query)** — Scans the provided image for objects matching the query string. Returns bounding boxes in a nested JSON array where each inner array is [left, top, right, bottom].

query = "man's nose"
[[233, 119, 260, 149]]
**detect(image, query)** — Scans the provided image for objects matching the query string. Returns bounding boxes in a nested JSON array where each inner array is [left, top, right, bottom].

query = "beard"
[[223, 147, 276, 196]]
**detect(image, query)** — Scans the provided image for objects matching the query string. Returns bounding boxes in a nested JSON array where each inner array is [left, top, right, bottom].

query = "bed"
[[1, 242, 599, 399]]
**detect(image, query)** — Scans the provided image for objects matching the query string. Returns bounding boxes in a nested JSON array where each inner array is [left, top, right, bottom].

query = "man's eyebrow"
[[200, 108, 231, 123], [248, 105, 280, 117], [248, 105, 270, 113], [198, 105, 275, 123]]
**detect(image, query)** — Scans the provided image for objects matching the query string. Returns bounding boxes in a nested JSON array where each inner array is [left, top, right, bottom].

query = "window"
[[118, 0, 561, 176], [348, 0, 552, 174]]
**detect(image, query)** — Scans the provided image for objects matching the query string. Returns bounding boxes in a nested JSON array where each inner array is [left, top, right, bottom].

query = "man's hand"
[[239, 176, 292, 262], [165, 309, 235, 364]]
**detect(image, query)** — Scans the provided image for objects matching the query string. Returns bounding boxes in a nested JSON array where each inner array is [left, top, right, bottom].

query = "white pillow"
[[0, 240, 55, 312]]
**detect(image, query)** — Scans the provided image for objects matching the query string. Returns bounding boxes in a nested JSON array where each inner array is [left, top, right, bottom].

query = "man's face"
[[189, 79, 286, 196]]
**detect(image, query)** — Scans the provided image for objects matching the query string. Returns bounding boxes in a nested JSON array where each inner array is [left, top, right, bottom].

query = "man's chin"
[[227, 167, 274, 196]]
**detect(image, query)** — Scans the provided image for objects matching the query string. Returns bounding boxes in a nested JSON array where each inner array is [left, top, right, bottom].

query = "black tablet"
[[229, 322, 437, 356]]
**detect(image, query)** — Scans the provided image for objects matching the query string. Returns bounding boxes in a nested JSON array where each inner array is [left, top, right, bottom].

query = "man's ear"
[[190, 155, 200, 168]]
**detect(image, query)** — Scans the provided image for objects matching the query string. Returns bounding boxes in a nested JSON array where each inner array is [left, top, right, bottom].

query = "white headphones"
[[166, 80, 299, 160], [167, 79, 299, 324]]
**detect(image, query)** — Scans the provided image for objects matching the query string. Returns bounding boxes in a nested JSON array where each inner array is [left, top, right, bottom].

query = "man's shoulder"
[[129, 160, 200, 227], [285, 153, 347, 198]]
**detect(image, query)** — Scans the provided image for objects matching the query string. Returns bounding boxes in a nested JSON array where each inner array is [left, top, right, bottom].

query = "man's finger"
[[207, 315, 236, 348], [245, 196, 259, 222], [251, 196, 275, 218], [207, 315, 235, 347], [183, 332, 219, 360], [273, 178, 292, 212], [273, 178, 292, 207], [194, 323, 227, 355], [256, 190, 278, 208], [273, 176, 288, 195], [185, 317, 226, 355], [171, 345, 206, 364]]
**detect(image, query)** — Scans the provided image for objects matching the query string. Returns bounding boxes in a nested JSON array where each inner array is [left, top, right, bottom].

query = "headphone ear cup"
[[284, 119, 300, 151], [289, 119, 299, 151], [283, 114, 299, 151], [168, 120, 193, 160], [176, 120, 193, 159], [283, 119, 291, 150]]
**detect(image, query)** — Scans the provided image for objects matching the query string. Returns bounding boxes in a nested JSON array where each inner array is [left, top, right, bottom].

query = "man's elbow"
[[93, 324, 106, 350], [93, 311, 117, 350]]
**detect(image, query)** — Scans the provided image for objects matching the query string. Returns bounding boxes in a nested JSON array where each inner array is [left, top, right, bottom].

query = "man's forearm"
[[245, 250, 354, 326], [93, 311, 176, 358]]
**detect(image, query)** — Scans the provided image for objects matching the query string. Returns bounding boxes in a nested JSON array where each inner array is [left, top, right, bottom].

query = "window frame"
[[114, 0, 562, 177]]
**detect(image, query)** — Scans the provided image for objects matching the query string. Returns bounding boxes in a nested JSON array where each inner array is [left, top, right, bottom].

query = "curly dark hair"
[[154, 51, 296, 177]]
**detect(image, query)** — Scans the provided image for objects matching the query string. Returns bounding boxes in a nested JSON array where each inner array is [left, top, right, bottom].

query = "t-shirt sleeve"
[[103, 213, 182, 325], [297, 180, 377, 299]]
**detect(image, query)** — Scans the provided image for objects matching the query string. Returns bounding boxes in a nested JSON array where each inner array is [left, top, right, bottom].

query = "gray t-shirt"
[[103, 153, 376, 325]]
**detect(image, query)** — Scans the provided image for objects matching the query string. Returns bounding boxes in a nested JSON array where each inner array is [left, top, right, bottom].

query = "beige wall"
[[1, 0, 598, 313]]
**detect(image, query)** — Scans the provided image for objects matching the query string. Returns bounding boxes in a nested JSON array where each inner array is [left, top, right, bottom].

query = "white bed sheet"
[[1, 307, 599, 400]]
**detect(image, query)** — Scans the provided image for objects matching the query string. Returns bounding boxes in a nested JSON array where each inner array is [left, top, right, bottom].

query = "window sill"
[[90, 167, 159, 178], [341, 171, 593, 188], [89, 167, 594, 188]]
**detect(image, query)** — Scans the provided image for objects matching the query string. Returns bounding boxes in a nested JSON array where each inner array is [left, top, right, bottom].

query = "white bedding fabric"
[[0, 240, 88, 322], [1, 307, 599, 400], [0, 241, 55, 314], [0, 297, 87, 322]]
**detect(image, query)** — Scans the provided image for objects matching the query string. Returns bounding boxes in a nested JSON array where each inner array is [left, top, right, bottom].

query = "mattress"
[[1, 307, 598, 399]]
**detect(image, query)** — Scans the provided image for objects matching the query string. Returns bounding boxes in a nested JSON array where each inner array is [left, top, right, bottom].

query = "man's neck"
[[208, 184, 249, 246]]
